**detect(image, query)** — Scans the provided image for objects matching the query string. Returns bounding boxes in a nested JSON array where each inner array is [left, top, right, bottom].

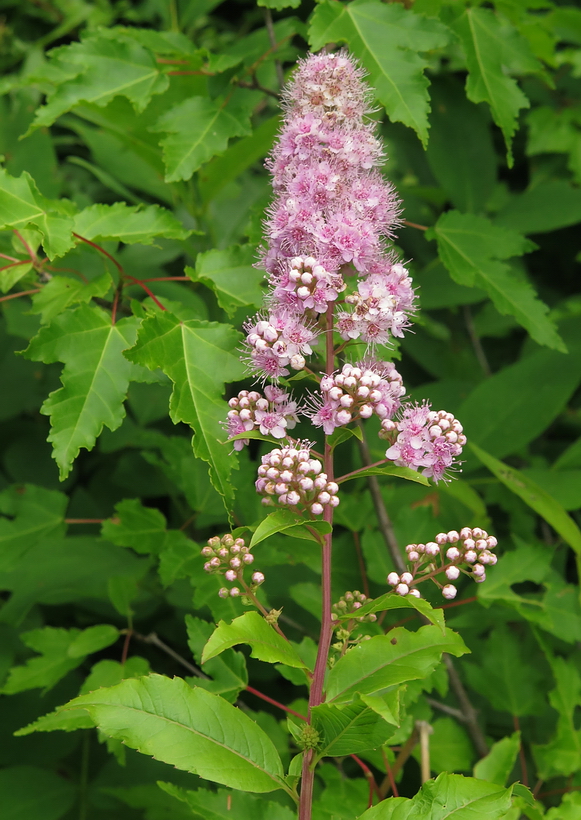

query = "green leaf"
[[257, 0, 300, 11], [151, 96, 252, 182], [470, 443, 581, 557], [428, 211, 564, 351], [473, 732, 521, 786], [458, 347, 581, 459], [0, 168, 75, 260], [337, 592, 445, 632], [159, 783, 297, 820], [533, 655, 581, 779], [0, 484, 67, 573], [186, 615, 248, 703], [0, 765, 75, 820], [72, 202, 190, 245], [124, 311, 245, 511], [312, 697, 396, 758], [59, 674, 289, 793], [2, 624, 119, 694], [24, 304, 141, 479], [495, 180, 581, 234], [30, 272, 112, 325], [250, 509, 332, 548], [325, 625, 468, 704], [358, 772, 513, 819], [188, 245, 265, 317], [425, 78, 496, 213], [337, 463, 430, 486], [419, 717, 475, 775], [101, 498, 167, 554], [201, 611, 307, 670], [477, 540, 552, 608], [308, 0, 450, 146], [448, 7, 542, 165], [31, 33, 169, 130], [464, 626, 545, 717]]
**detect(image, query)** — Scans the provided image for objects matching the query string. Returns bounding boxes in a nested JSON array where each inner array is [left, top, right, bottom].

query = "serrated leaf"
[[31, 33, 169, 130], [470, 443, 581, 557], [359, 773, 513, 819], [2, 624, 119, 694], [0, 168, 75, 260], [188, 245, 265, 317], [325, 625, 468, 704], [337, 463, 430, 486], [250, 509, 332, 548], [202, 611, 307, 669], [186, 615, 248, 703], [0, 484, 67, 573], [159, 782, 297, 820], [312, 698, 396, 758], [308, 0, 450, 145], [495, 180, 581, 234], [101, 498, 167, 554], [59, 674, 289, 793], [449, 7, 542, 165], [340, 592, 445, 632], [30, 271, 112, 325], [429, 210, 565, 351], [124, 311, 245, 512], [73, 202, 190, 245], [24, 304, 141, 479], [257, 0, 300, 11], [150, 96, 252, 182]]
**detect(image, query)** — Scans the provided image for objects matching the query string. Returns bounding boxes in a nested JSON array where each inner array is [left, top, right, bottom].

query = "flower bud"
[[446, 566, 460, 580], [442, 584, 457, 600], [225, 569, 237, 582], [401, 572, 413, 584], [387, 572, 399, 586], [252, 572, 265, 585], [396, 583, 409, 596]]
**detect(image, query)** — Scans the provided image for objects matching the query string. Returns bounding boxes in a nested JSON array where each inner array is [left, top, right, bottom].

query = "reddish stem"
[[123, 275, 167, 311], [13, 229, 38, 263], [404, 219, 428, 231], [246, 685, 307, 720], [0, 259, 32, 273], [121, 630, 132, 665], [0, 288, 41, 303], [513, 715, 529, 787], [139, 276, 191, 282], [0, 253, 20, 263], [111, 287, 120, 325], [65, 518, 104, 524], [336, 458, 390, 484], [381, 747, 399, 798], [73, 233, 124, 276]]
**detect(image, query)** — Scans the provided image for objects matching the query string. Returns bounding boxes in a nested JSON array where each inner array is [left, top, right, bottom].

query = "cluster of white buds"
[[308, 360, 405, 435], [331, 590, 377, 623], [225, 385, 300, 450], [255, 441, 340, 515], [243, 311, 318, 379], [386, 527, 498, 600], [201, 533, 265, 598], [269, 256, 346, 315]]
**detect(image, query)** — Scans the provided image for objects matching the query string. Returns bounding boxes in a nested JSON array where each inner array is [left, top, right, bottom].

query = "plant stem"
[[299, 305, 336, 820], [444, 655, 489, 757]]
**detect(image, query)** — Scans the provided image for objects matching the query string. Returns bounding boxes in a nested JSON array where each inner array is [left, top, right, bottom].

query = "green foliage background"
[[0, 0, 581, 817]]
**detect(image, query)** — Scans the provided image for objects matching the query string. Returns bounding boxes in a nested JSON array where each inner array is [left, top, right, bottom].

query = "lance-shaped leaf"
[[30, 33, 169, 131], [0, 484, 67, 573], [124, 311, 245, 510], [186, 615, 248, 703], [337, 463, 430, 486], [159, 783, 297, 820], [308, 0, 450, 146], [250, 509, 332, 548], [448, 7, 543, 165], [0, 168, 75, 260], [72, 202, 190, 245], [312, 698, 396, 758], [325, 625, 468, 704], [473, 733, 521, 786], [337, 592, 445, 632], [150, 96, 252, 182], [428, 210, 565, 352], [24, 304, 141, 479], [470, 443, 581, 557], [202, 611, 308, 670], [57, 674, 289, 794], [188, 245, 265, 317], [359, 772, 514, 819]]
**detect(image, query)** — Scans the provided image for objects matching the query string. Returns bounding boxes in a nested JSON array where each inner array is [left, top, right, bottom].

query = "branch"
[[444, 654, 489, 757], [263, 8, 284, 88]]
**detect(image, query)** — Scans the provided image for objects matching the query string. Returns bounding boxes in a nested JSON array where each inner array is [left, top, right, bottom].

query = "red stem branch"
[[0, 288, 41, 302], [246, 686, 307, 720]]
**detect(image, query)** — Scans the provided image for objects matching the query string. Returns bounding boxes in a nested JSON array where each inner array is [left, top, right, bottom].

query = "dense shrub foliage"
[[0, 0, 581, 818]]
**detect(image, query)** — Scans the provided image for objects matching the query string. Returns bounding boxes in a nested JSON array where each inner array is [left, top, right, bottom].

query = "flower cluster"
[[263, 52, 400, 277], [255, 441, 339, 515], [331, 590, 377, 624], [225, 386, 300, 450], [201, 533, 265, 598], [268, 255, 346, 315], [308, 360, 405, 435], [243, 311, 318, 379], [335, 265, 416, 344], [380, 404, 466, 482], [386, 527, 498, 600]]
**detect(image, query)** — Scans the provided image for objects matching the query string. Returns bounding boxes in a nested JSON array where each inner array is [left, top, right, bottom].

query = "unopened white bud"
[[401, 572, 413, 584], [446, 547, 461, 561], [230, 587, 241, 597], [408, 551, 420, 562], [472, 564, 485, 577], [252, 572, 265, 585], [396, 583, 409, 596], [464, 550, 477, 563], [225, 569, 237, 582], [311, 502, 324, 515], [447, 531, 460, 543], [442, 584, 457, 600], [446, 566, 460, 580], [425, 542, 440, 556], [387, 572, 399, 586], [409, 588, 421, 598]]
